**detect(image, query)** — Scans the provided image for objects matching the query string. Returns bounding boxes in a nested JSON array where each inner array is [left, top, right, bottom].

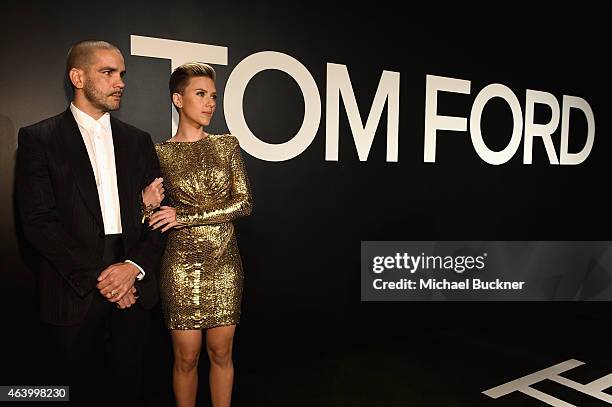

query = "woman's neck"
[[173, 120, 207, 142]]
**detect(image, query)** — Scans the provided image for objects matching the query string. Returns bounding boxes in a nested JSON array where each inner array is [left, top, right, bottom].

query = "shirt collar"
[[70, 102, 112, 134]]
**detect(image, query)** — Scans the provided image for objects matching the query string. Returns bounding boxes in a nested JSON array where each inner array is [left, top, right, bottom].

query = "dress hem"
[[167, 319, 240, 330]]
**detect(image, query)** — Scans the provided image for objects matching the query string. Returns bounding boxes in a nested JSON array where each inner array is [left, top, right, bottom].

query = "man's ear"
[[68, 68, 85, 89]]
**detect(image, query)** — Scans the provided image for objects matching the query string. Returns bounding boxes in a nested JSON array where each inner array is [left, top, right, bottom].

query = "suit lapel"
[[59, 109, 104, 231], [111, 117, 133, 233]]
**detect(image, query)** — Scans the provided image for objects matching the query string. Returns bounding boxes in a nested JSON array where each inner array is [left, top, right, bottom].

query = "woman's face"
[[176, 76, 217, 127]]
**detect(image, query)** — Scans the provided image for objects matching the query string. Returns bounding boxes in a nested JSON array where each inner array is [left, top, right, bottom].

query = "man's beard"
[[83, 79, 121, 112]]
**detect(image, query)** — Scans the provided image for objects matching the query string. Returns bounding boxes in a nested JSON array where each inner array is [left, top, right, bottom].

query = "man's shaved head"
[[66, 40, 121, 74]]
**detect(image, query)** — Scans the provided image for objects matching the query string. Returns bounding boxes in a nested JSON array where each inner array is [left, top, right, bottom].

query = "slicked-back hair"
[[169, 62, 216, 111]]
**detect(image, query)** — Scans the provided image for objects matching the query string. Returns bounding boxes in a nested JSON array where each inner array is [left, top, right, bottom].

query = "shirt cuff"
[[125, 260, 145, 281]]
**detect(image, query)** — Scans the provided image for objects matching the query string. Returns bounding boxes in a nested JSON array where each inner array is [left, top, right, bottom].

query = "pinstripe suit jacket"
[[16, 108, 166, 325]]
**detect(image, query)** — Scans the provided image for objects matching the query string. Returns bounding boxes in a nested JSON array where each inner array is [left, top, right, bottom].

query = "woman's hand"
[[149, 206, 183, 232], [142, 177, 164, 208]]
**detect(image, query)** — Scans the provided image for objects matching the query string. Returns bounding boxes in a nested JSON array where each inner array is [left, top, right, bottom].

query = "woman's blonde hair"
[[169, 62, 216, 111]]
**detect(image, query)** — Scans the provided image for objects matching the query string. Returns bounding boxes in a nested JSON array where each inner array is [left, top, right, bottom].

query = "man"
[[15, 40, 165, 405]]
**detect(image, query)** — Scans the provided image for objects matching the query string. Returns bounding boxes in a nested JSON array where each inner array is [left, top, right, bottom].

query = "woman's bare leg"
[[206, 325, 236, 407], [171, 330, 202, 407]]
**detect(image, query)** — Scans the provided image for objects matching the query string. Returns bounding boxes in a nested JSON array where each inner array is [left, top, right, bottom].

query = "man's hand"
[[116, 286, 139, 309], [97, 262, 140, 302]]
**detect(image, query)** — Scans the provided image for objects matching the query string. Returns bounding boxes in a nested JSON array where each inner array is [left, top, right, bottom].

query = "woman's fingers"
[[151, 218, 170, 230], [151, 215, 175, 230], [149, 208, 171, 223], [148, 206, 177, 231], [161, 221, 178, 232]]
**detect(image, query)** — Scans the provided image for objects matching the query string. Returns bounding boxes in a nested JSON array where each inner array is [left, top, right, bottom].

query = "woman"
[[142, 62, 252, 407]]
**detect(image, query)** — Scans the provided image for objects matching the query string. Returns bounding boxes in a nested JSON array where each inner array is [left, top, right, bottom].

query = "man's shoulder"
[[111, 116, 149, 138], [20, 111, 67, 136]]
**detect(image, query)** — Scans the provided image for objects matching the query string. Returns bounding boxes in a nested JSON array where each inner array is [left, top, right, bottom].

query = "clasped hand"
[[96, 262, 140, 309]]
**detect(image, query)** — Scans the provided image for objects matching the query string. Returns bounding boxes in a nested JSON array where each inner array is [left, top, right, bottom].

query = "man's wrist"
[[124, 260, 145, 281]]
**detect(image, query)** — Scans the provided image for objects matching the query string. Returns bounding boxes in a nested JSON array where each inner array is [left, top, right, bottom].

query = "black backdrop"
[[1, 2, 610, 406]]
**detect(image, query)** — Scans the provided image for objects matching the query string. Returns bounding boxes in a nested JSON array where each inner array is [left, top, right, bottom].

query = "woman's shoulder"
[[209, 133, 240, 148], [154, 136, 212, 148], [154, 138, 175, 148], [154, 134, 240, 153], [210, 133, 237, 141]]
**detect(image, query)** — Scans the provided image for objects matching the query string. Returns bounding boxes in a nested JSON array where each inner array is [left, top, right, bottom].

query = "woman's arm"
[[175, 144, 253, 226]]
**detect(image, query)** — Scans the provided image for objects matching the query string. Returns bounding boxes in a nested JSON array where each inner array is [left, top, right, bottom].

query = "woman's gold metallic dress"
[[155, 134, 252, 330]]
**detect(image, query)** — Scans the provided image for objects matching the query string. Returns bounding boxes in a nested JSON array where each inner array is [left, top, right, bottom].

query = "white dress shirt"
[[70, 103, 145, 280]]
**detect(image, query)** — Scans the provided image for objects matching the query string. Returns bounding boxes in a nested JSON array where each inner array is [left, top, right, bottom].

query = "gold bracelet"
[[141, 203, 156, 224]]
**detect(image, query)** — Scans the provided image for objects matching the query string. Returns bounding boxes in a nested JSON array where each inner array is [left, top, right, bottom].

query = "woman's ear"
[[172, 93, 183, 109]]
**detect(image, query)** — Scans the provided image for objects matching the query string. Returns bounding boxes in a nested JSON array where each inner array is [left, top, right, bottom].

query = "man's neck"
[[72, 96, 106, 120]]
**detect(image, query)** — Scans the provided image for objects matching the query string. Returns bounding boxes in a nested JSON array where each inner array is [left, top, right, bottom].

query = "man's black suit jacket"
[[16, 108, 166, 325]]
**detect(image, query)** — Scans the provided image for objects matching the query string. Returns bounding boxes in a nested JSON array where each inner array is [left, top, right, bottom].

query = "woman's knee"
[[174, 348, 200, 373], [206, 343, 232, 367]]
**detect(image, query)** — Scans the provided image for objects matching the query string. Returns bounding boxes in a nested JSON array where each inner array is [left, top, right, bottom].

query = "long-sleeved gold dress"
[[154, 134, 252, 330]]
